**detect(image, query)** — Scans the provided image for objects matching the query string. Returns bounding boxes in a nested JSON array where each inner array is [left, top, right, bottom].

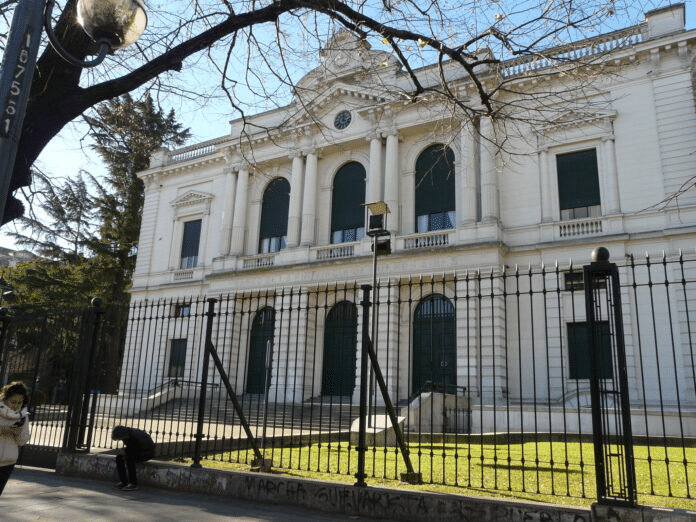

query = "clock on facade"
[[334, 110, 352, 130]]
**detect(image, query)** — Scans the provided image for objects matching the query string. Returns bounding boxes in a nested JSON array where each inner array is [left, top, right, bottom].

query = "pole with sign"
[[0, 0, 43, 225]]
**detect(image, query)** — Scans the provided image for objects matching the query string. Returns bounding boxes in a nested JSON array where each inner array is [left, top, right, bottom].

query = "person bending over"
[[111, 425, 154, 491]]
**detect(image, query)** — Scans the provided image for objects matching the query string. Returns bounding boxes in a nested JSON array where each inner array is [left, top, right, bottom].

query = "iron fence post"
[[355, 284, 371, 487], [77, 299, 104, 450], [584, 246, 637, 505], [192, 298, 216, 468], [64, 298, 103, 452]]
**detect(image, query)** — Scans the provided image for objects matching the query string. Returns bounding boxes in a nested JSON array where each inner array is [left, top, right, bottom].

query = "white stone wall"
[[125, 11, 696, 424]]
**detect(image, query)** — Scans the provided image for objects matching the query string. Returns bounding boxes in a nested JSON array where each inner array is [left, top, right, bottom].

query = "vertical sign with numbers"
[[0, 0, 44, 223], [1, 30, 34, 138]]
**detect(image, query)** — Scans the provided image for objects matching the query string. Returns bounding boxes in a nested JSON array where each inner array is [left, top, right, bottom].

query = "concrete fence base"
[[55, 452, 695, 522]]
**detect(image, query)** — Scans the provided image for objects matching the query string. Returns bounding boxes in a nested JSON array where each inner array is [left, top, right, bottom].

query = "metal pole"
[[76, 299, 103, 450], [368, 236, 378, 428], [0, 0, 44, 224], [584, 259, 607, 502], [609, 262, 637, 504], [64, 305, 97, 451], [192, 298, 216, 468], [584, 246, 635, 505], [355, 284, 371, 487], [262, 339, 272, 451]]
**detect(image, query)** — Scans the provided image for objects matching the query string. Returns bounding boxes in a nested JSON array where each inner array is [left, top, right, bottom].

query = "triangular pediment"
[[287, 82, 392, 129], [171, 191, 214, 208], [544, 108, 617, 128]]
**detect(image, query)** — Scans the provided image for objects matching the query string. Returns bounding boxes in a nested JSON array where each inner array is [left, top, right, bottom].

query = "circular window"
[[334, 110, 352, 130]]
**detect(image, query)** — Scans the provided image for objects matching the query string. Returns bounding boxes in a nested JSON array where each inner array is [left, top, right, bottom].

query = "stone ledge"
[[55, 452, 696, 522], [592, 503, 696, 522]]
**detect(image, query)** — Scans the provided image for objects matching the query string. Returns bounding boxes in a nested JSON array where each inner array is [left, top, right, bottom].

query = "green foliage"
[[1, 258, 109, 309], [5, 93, 190, 308], [84, 93, 191, 306], [11, 171, 98, 261], [85, 94, 190, 271]]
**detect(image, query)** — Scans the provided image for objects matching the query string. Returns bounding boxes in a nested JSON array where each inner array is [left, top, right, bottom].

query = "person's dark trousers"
[[0, 464, 15, 494], [115, 454, 138, 485]]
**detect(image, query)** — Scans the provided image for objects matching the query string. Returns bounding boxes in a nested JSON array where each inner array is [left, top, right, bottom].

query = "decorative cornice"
[[171, 191, 214, 209]]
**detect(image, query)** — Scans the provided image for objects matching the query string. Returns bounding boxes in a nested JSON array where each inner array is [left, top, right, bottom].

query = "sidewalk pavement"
[[12, 457, 696, 522], [2, 466, 387, 522]]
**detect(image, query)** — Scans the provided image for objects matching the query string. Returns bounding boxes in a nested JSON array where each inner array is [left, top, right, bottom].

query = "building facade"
[[125, 5, 696, 435]]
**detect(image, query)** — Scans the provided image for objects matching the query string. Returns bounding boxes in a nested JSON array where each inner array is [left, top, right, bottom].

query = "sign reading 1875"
[[1, 27, 33, 139]]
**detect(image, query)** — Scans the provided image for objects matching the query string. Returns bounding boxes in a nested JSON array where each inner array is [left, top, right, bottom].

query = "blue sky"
[[1, 1, 695, 251]]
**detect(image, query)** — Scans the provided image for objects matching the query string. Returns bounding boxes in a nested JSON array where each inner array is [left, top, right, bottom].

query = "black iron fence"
[[1, 250, 695, 505]]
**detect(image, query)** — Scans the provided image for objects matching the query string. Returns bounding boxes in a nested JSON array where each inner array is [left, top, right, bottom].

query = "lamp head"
[[77, 0, 147, 49]]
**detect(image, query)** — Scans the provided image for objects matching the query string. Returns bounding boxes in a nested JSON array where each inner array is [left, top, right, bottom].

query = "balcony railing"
[[403, 230, 451, 250], [316, 243, 356, 260], [173, 269, 194, 281], [242, 254, 276, 269], [499, 25, 644, 79], [558, 217, 603, 238]]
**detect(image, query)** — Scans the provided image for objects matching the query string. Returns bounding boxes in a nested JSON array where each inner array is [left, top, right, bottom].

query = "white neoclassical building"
[[125, 4, 696, 436]]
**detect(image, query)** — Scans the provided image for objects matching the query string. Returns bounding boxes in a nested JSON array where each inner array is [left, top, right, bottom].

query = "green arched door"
[[246, 307, 275, 394], [412, 294, 456, 395], [322, 301, 358, 397]]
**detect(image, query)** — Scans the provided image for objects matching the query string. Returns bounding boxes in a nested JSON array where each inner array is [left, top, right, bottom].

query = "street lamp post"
[[364, 201, 390, 428], [355, 201, 391, 486], [355, 202, 421, 486], [0, 0, 147, 225]]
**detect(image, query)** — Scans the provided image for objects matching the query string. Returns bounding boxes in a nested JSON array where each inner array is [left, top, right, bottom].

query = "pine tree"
[[7, 93, 190, 307], [84, 93, 191, 306]]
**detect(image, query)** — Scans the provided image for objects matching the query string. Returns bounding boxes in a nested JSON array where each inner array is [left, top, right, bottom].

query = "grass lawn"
[[174, 439, 696, 510]]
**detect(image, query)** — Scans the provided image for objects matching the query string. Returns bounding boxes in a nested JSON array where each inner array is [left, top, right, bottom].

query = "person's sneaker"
[[122, 483, 138, 491], [113, 482, 126, 489]]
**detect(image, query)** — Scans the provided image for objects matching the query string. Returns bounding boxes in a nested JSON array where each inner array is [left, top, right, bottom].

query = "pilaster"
[[230, 166, 249, 256], [301, 150, 318, 246]]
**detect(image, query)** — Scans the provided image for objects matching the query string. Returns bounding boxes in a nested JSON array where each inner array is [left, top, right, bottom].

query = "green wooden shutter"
[[322, 301, 358, 396], [556, 149, 600, 211], [168, 339, 187, 377], [412, 294, 456, 395], [415, 145, 456, 220], [331, 162, 366, 234], [180, 220, 201, 258], [246, 307, 275, 394], [259, 178, 290, 240]]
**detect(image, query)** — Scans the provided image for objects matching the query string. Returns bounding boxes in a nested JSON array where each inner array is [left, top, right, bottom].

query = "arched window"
[[259, 178, 290, 253], [412, 294, 456, 395], [415, 145, 456, 233], [322, 301, 358, 396], [331, 162, 366, 244], [246, 307, 275, 394]]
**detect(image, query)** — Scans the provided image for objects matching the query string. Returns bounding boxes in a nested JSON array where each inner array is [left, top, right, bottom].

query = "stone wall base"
[[55, 452, 694, 522]]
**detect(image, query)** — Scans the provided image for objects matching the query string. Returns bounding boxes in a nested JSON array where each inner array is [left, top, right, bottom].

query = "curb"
[[55, 453, 695, 522]]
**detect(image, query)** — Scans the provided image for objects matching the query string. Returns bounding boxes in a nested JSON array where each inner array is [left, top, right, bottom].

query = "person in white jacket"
[[0, 382, 31, 495], [0, 397, 30, 429]]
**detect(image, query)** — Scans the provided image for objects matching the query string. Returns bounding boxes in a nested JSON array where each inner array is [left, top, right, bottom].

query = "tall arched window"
[[412, 294, 456, 395], [415, 145, 456, 233], [322, 301, 358, 396], [259, 178, 290, 253], [246, 307, 275, 394], [331, 162, 366, 244]]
